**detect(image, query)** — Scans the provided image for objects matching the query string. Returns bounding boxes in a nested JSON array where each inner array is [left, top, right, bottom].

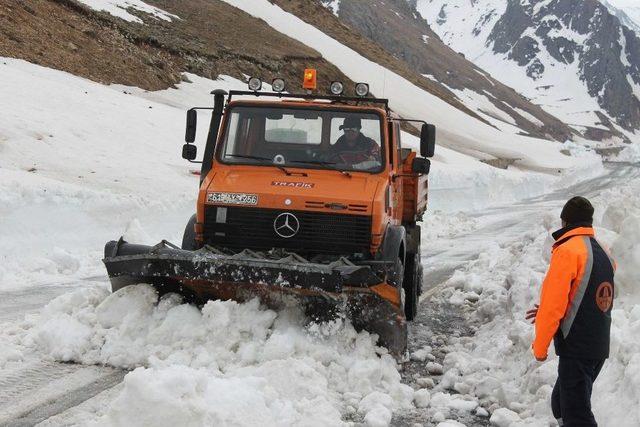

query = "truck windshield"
[[217, 106, 385, 173]]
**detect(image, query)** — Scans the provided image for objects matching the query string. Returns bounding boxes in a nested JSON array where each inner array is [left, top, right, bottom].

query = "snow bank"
[[0, 59, 243, 290], [402, 132, 603, 212], [430, 174, 640, 426], [611, 143, 640, 163], [5, 286, 414, 425], [75, 0, 178, 24]]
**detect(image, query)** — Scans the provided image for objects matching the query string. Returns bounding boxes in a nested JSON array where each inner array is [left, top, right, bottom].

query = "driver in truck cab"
[[331, 117, 380, 165]]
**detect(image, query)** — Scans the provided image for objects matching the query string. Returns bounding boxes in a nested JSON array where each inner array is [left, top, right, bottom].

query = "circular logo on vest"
[[595, 282, 613, 312]]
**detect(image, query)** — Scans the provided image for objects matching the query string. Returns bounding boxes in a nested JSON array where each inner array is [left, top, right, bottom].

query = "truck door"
[[388, 122, 403, 223]]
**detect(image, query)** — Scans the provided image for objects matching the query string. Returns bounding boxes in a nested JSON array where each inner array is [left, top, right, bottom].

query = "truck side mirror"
[[182, 143, 197, 160], [185, 109, 197, 143], [420, 124, 436, 158], [412, 157, 431, 175]]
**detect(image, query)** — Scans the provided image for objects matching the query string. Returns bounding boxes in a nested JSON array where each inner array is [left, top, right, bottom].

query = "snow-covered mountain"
[[319, 0, 575, 143], [602, 0, 640, 34], [417, 0, 640, 143]]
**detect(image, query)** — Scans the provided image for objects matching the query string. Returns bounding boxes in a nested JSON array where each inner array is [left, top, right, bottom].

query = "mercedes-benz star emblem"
[[274, 212, 300, 238]]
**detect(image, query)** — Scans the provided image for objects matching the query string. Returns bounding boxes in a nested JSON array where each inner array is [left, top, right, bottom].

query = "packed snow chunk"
[[356, 391, 396, 426], [76, 0, 179, 24], [413, 388, 431, 408], [432, 411, 446, 423], [475, 407, 489, 417], [489, 408, 521, 426], [416, 377, 435, 388], [410, 345, 433, 362], [358, 391, 394, 414], [49, 247, 81, 274], [95, 283, 158, 328], [426, 362, 444, 375], [121, 218, 154, 245], [33, 313, 93, 362], [436, 421, 467, 427], [347, 354, 410, 399], [430, 392, 478, 413], [363, 405, 392, 427], [96, 365, 308, 427], [27, 287, 109, 361]]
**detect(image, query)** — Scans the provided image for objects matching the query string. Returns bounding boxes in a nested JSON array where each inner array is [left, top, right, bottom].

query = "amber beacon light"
[[302, 68, 317, 90]]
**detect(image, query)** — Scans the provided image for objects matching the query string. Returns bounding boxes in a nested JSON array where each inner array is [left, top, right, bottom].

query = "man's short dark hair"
[[561, 196, 594, 225]]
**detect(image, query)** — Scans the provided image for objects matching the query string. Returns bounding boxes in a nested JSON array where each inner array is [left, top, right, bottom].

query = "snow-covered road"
[[1, 163, 637, 426], [395, 162, 640, 425], [1, 54, 637, 426]]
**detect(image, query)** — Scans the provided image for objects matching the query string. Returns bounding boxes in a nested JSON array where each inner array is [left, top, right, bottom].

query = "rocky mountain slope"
[[2, 0, 582, 145], [319, 0, 574, 142], [417, 0, 640, 143]]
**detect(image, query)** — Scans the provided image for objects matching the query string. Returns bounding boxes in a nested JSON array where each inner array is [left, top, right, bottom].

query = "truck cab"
[[182, 76, 435, 322]]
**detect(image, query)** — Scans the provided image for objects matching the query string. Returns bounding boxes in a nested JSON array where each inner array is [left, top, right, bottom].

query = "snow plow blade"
[[103, 239, 407, 356]]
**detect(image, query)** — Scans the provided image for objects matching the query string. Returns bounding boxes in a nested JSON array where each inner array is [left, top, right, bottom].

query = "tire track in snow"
[[0, 361, 125, 426], [0, 277, 107, 323], [0, 277, 122, 426]]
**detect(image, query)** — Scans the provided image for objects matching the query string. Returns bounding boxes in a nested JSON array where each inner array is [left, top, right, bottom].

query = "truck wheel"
[[388, 257, 410, 322], [403, 254, 419, 321], [389, 257, 404, 289], [417, 261, 424, 296], [181, 214, 198, 250]]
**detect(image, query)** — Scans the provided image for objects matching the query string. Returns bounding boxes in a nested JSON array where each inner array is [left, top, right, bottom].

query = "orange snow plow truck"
[[103, 72, 435, 357]]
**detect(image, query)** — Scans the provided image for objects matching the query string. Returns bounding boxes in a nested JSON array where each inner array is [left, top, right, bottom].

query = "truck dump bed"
[[401, 151, 429, 222]]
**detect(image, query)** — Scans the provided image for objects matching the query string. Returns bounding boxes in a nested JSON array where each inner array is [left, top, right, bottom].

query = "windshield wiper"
[[224, 154, 295, 176], [289, 159, 352, 177]]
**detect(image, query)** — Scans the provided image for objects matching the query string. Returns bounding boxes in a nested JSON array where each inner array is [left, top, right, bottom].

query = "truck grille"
[[204, 206, 372, 255]]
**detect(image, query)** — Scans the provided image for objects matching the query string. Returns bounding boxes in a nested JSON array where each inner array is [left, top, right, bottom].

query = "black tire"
[[181, 214, 198, 250], [403, 254, 420, 321], [417, 261, 424, 296], [388, 256, 413, 320], [389, 257, 404, 289]]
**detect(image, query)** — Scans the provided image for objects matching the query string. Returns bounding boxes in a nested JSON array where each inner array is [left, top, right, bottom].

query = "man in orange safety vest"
[[527, 196, 616, 427]]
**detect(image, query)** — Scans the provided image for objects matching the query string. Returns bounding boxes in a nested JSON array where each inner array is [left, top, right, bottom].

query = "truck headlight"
[[272, 78, 285, 92], [355, 82, 369, 97], [330, 81, 344, 95], [248, 77, 262, 91]]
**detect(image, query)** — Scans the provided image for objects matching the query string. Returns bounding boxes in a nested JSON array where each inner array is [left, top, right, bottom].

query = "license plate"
[[207, 192, 258, 205]]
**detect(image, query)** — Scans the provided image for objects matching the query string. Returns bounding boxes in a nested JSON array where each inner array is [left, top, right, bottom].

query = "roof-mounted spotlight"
[[248, 77, 262, 92], [355, 82, 370, 97], [272, 78, 286, 93], [330, 81, 344, 95]]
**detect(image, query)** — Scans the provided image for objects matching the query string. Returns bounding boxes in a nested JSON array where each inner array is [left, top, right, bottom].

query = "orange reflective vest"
[[533, 226, 616, 360]]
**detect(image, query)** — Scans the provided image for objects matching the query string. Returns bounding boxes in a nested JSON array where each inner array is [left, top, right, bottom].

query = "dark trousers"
[[551, 357, 605, 427]]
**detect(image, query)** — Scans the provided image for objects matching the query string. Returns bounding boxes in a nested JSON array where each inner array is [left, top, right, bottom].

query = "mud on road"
[[391, 293, 490, 427]]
